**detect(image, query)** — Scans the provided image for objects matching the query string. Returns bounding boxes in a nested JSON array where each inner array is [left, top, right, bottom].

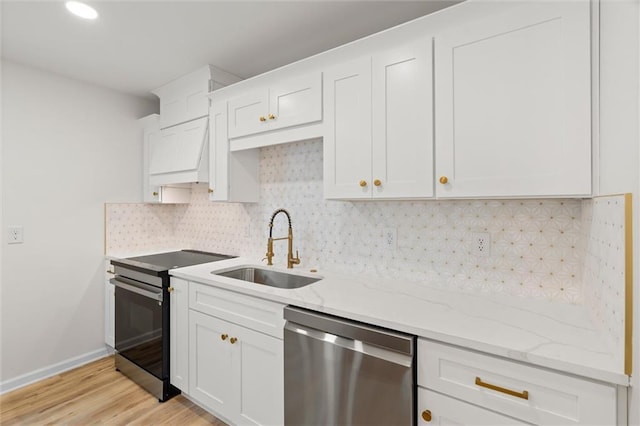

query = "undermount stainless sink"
[[213, 267, 321, 289]]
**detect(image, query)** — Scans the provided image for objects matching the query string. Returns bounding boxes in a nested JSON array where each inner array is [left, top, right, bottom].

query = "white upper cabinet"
[[324, 38, 434, 199], [209, 100, 259, 202], [434, 1, 592, 198], [227, 72, 322, 139], [152, 65, 241, 130]]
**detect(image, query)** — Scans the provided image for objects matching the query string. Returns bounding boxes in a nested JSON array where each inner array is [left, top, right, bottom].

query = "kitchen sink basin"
[[213, 266, 321, 289]]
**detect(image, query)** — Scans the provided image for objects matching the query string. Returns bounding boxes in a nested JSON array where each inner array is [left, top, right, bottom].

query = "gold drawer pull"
[[359, 180, 367, 187], [259, 116, 267, 122], [475, 377, 529, 400], [421, 409, 432, 422], [230, 337, 238, 344], [268, 113, 276, 120], [221, 334, 228, 341]]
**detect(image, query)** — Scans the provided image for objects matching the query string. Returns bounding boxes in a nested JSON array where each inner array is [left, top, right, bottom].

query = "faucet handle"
[[291, 250, 301, 265]]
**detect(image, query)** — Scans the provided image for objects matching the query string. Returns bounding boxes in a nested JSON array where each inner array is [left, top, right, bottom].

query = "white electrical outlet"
[[8, 226, 24, 244], [472, 232, 490, 257], [383, 228, 397, 249]]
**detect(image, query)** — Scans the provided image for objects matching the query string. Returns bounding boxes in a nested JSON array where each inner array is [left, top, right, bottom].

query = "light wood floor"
[[0, 356, 227, 425]]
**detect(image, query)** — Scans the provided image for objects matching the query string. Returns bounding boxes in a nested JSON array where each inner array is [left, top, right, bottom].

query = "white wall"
[[0, 60, 156, 386], [599, 0, 640, 423]]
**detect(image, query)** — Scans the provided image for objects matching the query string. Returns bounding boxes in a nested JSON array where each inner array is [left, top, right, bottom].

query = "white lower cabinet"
[[186, 282, 285, 426], [169, 278, 189, 391], [418, 339, 619, 425], [418, 388, 527, 425]]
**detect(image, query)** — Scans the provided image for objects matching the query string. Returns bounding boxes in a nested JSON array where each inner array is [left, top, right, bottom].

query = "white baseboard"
[[0, 346, 112, 395]]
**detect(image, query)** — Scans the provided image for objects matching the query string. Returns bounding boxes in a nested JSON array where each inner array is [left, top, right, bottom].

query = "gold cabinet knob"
[[208, 188, 214, 193], [167, 287, 174, 293], [152, 191, 159, 196], [259, 116, 267, 122], [268, 113, 276, 120], [221, 334, 228, 341], [421, 410, 432, 422], [230, 337, 238, 344], [439, 176, 449, 184], [359, 180, 367, 187], [373, 179, 382, 187]]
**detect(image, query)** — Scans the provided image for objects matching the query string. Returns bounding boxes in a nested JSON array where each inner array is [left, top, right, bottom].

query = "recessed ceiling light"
[[65, 1, 98, 20]]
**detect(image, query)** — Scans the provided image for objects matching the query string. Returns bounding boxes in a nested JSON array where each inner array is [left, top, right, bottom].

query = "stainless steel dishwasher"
[[284, 306, 416, 426]]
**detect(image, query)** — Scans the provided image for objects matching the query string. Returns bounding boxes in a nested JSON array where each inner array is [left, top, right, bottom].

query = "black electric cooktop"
[[111, 249, 235, 275]]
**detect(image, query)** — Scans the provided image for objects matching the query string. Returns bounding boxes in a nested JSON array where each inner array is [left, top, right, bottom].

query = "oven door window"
[[115, 279, 164, 379]]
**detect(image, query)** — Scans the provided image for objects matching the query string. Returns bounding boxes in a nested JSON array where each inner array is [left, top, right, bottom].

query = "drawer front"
[[418, 339, 617, 425], [418, 388, 527, 425], [189, 282, 285, 338]]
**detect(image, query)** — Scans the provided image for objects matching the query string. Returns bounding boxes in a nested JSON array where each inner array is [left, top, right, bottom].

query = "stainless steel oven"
[[113, 275, 166, 393], [110, 250, 234, 402]]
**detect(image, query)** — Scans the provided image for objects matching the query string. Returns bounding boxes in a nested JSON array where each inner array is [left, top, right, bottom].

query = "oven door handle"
[[111, 278, 163, 302]]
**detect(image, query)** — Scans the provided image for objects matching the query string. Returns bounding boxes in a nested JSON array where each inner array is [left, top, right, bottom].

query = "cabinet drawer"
[[418, 339, 617, 425], [418, 388, 526, 425], [189, 282, 285, 338]]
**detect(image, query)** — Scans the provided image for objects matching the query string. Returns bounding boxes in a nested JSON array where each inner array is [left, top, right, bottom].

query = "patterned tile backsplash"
[[105, 139, 601, 304], [582, 195, 630, 362]]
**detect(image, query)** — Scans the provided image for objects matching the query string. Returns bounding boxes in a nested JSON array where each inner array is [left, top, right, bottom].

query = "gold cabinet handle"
[[152, 191, 159, 196], [221, 334, 228, 341], [439, 176, 448, 184], [167, 287, 174, 293], [421, 410, 432, 422], [230, 337, 238, 344], [475, 377, 529, 400], [359, 180, 367, 187], [208, 188, 214, 193], [268, 113, 276, 120], [259, 116, 267, 122], [373, 179, 382, 187]]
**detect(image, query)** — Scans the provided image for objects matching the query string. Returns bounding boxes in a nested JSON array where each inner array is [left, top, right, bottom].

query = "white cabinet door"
[[141, 114, 162, 203], [104, 276, 115, 348], [209, 101, 260, 202], [234, 324, 284, 426], [169, 278, 189, 391], [189, 308, 283, 426], [189, 310, 235, 418], [435, 1, 591, 198], [323, 57, 372, 199], [228, 90, 270, 139], [268, 72, 322, 132], [418, 388, 527, 425], [372, 38, 434, 199], [228, 73, 323, 140]]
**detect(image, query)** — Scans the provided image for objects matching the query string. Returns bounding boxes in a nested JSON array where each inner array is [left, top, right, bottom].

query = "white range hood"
[[148, 116, 209, 185]]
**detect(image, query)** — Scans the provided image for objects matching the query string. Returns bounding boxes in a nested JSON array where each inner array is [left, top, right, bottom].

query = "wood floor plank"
[[0, 356, 227, 425]]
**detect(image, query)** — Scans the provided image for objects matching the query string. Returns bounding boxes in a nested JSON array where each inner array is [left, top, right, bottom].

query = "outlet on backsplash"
[[383, 228, 397, 250], [472, 232, 491, 257]]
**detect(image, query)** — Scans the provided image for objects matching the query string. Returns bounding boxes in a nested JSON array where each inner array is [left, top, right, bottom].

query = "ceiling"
[[1, 1, 461, 101]]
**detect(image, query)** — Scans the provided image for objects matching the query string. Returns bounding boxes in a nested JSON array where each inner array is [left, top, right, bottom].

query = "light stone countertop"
[[166, 256, 626, 386]]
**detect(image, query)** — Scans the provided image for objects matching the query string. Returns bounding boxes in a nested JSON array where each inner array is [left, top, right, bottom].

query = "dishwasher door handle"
[[285, 321, 413, 367]]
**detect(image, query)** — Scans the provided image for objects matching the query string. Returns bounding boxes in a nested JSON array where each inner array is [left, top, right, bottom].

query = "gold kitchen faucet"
[[265, 208, 300, 269]]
